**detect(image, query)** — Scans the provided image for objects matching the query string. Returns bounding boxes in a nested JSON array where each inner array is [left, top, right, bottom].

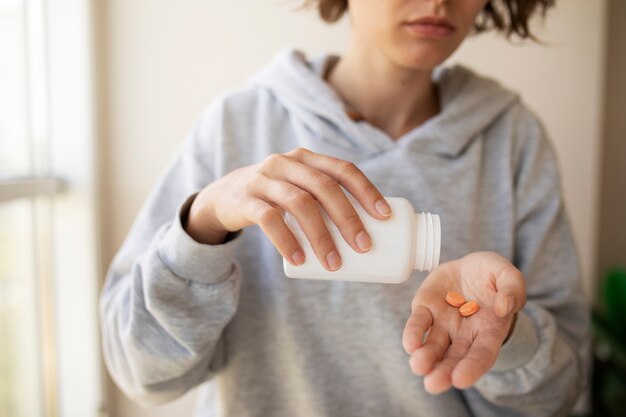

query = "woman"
[[101, 1, 589, 416]]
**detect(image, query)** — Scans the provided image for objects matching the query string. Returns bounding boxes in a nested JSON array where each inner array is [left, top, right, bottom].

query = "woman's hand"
[[402, 251, 527, 394], [185, 147, 392, 271]]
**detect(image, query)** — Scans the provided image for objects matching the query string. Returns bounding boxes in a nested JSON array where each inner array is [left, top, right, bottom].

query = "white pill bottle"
[[282, 194, 441, 284]]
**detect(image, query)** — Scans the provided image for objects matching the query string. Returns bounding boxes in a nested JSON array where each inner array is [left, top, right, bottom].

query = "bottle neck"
[[413, 212, 441, 272]]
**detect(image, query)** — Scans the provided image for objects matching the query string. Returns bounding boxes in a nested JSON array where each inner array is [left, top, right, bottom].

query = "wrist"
[[184, 192, 229, 245]]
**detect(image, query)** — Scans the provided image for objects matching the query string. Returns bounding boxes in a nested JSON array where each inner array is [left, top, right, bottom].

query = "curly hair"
[[302, 0, 555, 40]]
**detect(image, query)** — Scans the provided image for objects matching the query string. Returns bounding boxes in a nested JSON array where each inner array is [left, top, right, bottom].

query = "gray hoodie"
[[100, 48, 590, 417]]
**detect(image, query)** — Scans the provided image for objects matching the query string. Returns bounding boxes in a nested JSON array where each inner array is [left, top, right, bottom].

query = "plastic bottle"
[[282, 195, 441, 284]]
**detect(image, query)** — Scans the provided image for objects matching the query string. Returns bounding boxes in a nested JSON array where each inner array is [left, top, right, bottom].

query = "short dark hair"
[[303, 0, 556, 40]]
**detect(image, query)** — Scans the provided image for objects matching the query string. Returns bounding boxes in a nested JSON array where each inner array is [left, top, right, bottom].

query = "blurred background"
[[0, 0, 624, 416]]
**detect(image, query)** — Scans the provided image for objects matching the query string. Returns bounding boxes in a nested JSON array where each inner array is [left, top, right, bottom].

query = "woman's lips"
[[403, 16, 456, 38]]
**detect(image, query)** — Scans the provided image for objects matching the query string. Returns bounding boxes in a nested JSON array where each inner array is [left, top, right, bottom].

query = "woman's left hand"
[[402, 251, 526, 394]]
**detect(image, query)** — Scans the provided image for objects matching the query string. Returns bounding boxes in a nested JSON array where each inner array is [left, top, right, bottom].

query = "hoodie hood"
[[247, 47, 520, 158]]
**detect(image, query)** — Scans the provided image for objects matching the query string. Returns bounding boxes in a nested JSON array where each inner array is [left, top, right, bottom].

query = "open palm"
[[402, 251, 527, 394]]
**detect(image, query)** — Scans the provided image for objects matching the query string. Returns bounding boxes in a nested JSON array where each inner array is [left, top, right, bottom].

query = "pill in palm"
[[445, 291, 466, 307], [459, 301, 480, 317]]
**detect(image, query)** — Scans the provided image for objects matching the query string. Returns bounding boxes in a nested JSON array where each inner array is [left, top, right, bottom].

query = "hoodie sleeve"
[[99, 99, 244, 406], [463, 106, 591, 417]]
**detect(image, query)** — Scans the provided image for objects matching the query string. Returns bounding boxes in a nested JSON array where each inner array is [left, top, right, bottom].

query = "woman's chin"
[[390, 39, 460, 70]]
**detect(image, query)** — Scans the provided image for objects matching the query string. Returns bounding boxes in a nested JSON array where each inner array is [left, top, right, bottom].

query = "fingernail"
[[505, 295, 515, 315], [375, 199, 392, 217], [355, 230, 372, 251], [326, 250, 342, 271], [291, 250, 305, 266]]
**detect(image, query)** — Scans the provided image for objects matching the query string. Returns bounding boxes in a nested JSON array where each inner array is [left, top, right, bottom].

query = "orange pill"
[[459, 301, 480, 317], [445, 291, 466, 308]]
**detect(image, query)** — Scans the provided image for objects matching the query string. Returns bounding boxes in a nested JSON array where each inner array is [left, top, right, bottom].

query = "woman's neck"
[[325, 39, 439, 140]]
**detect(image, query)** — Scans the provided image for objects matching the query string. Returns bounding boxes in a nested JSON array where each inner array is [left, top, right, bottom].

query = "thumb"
[[493, 266, 526, 317]]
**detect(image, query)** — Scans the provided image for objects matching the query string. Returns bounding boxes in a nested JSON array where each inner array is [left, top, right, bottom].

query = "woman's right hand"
[[184, 147, 392, 271]]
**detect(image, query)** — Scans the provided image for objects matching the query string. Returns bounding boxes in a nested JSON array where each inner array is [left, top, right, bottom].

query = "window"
[[0, 1, 103, 416]]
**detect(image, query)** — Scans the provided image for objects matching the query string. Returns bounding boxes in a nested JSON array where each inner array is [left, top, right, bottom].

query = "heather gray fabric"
[[100, 48, 590, 417]]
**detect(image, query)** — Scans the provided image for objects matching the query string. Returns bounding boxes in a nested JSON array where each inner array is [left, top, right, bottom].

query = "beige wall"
[[97, 1, 607, 416]]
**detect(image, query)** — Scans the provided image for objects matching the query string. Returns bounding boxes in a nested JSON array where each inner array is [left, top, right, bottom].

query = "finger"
[[451, 330, 502, 389], [257, 178, 341, 271], [409, 325, 450, 376], [285, 147, 392, 219], [423, 338, 471, 395], [266, 154, 373, 254], [494, 266, 527, 317], [402, 305, 433, 354], [245, 198, 304, 266]]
